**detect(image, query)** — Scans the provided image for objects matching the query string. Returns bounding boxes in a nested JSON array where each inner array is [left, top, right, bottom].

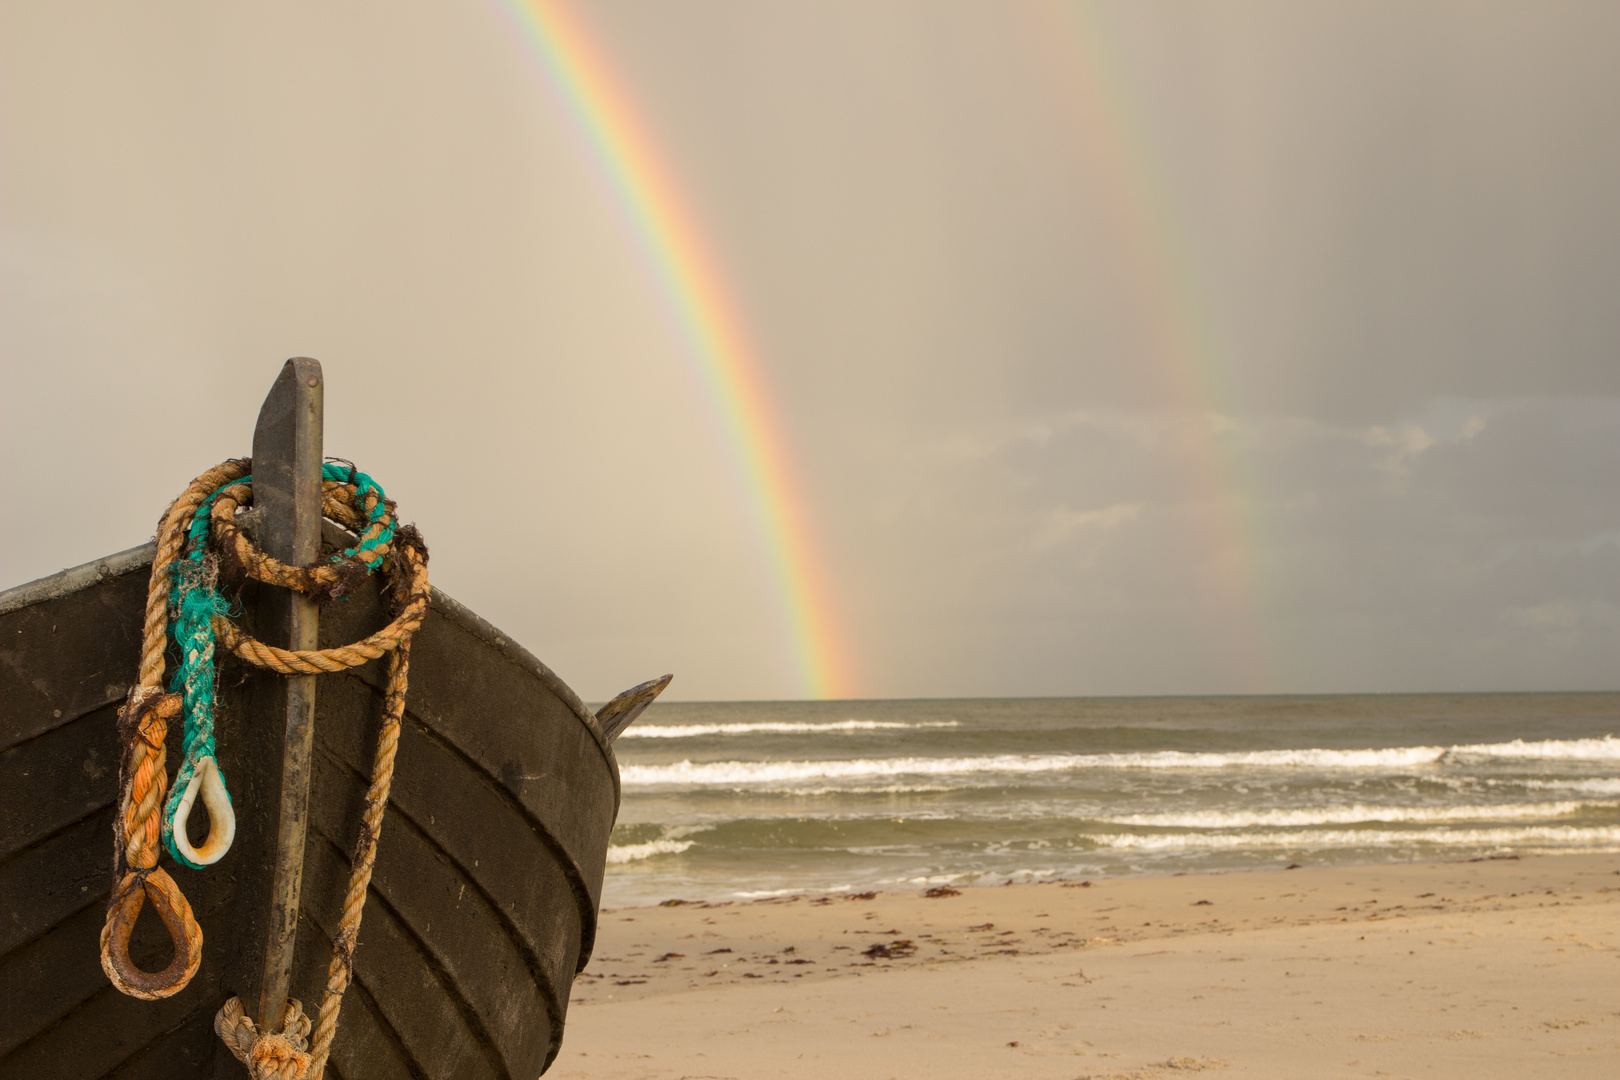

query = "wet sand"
[[555, 853, 1620, 1079]]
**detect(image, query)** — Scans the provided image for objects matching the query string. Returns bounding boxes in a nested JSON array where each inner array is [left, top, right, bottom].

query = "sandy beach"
[[556, 853, 1620, 1079]]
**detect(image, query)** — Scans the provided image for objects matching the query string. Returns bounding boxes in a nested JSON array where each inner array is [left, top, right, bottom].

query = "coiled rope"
[[104, 457, 429, 1080]]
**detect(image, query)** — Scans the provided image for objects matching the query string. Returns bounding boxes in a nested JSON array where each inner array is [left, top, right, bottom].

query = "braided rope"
[[103, 458, 428, 1080], [160, 462, 402, 869], [162, 474, 239, 869]]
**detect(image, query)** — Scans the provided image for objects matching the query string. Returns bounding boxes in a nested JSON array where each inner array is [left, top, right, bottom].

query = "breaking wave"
[[605, 838, 696, 864], [1099, 801, 1606, 829], [619, 720, 960, 739], [619, 736, 1620, 787], [1088, 825, 1620, 852]]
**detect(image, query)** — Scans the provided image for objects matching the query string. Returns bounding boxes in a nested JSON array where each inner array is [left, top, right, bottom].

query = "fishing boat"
[[0, 360, 667, 1078]]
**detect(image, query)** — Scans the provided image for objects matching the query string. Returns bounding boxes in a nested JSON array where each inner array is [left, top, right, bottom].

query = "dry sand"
[[554, 854, 1620, 1079]]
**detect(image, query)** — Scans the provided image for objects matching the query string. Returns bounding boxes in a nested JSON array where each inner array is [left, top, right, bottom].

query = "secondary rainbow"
[[497, 0, 856, 698], [1038, 1, 1276, 690]]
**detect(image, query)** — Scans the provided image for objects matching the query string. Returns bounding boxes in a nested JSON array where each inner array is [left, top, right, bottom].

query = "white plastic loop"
[[172, 755, 235, 866]]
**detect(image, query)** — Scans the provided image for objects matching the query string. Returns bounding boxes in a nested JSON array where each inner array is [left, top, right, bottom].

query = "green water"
[[603, 693, 1620, 907]]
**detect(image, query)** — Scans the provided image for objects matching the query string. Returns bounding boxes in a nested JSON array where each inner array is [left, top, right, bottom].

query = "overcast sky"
[[3, 2, 1617, 701]]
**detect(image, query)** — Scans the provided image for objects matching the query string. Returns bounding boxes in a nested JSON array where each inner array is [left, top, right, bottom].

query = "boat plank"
[[293, 925, 425, 1080], [0, 973, 220, 1080], [315, 673, 588, 981], [0, 706, 118, 862], [102, 1007, 219, 1080], [298, 834, 498, 1080], [324, 595, 616, 904], [0, 904, 109, 1058], [309, 749, 555, 1078], [0, 808, 109, 958], [0, 566, 143, 753]]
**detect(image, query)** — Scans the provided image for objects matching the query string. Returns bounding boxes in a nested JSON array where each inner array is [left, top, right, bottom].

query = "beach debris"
[[1192, 899, 1213, 906], [970, 923, 994, 931], [1006, 1041, 1020, 1048], [1285, 863, 1303, 870], [845, 891, 878, 901], [705, 947, 732, 954], [862, 939, 917, 959], [1062, 880, 1094, 888], [653, 952, 684, 962], [659, 898, 691, 906], [923, 886, 961, 898]]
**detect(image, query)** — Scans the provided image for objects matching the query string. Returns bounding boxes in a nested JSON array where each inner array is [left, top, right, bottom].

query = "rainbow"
[[1036, 2, 1275, 690], [497, 0, 857, 698]]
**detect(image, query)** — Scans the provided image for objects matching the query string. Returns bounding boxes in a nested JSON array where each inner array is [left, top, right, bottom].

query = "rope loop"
[[99, 866, 204, 1000]]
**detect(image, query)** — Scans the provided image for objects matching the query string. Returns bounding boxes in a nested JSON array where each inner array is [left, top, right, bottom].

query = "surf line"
[[497, 0, 856, 699], [1033, 2, 1276, 690]]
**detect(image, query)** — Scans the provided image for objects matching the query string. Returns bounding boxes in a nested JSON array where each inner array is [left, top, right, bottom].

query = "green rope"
[[161, 461, 393, 868]]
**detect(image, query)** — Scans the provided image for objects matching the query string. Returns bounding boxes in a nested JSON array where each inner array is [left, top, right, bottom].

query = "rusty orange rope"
[[103, 458, 428, 1080]]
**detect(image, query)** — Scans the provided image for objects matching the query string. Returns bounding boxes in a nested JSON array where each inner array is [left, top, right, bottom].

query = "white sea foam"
[[1516, 778, 1620, 795], [619, 736, 1620, 786], [792, 784, 959, 796], [605, 838, 696, 864], [1448, 736, 1620, 761], [1088, 825, 1620, 852], [1100, 801, 1605, 830], [620, 720, 959, 739]]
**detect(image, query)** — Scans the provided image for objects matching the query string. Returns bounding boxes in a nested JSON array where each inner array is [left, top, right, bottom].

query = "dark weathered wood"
[[250, 356, 325, 1031], [325, 591, 618, 913], [596, 674, 673, 742], [309, 743, 554, 1077], [288, 927, 423, 1080], [300, 834, 498, 1080], [313, 675, 587, 988], [0, 706, 118, 857], [0, 425, 626, 1077], [0, 971, 220, 1080], [104, 1010, 219, 1080], [0, 808, 110, 958], [0, 560, 145, 753], [0, 903, 108, 1059]]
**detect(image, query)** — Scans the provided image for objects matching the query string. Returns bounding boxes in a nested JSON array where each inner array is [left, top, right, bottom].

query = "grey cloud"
[[3, 3, 1618, 699]]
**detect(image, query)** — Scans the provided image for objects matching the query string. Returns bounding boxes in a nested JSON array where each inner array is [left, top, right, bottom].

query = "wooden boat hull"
[[0, 543, 620, 1078]]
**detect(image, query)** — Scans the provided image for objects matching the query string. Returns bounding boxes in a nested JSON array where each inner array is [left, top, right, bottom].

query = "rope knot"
[[117, 690, 181, 751], [216, 997, 313, 1080]]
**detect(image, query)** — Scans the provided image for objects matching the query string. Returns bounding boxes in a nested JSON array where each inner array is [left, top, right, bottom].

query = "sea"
[[600, 693, 1620, 908]]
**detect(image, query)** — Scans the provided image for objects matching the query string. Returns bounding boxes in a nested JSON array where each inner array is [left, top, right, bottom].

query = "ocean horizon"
[[601, 691, 1620, 907]]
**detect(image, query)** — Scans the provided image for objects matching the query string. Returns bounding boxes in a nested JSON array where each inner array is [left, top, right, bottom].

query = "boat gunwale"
[[0, 542, 620, 798]]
